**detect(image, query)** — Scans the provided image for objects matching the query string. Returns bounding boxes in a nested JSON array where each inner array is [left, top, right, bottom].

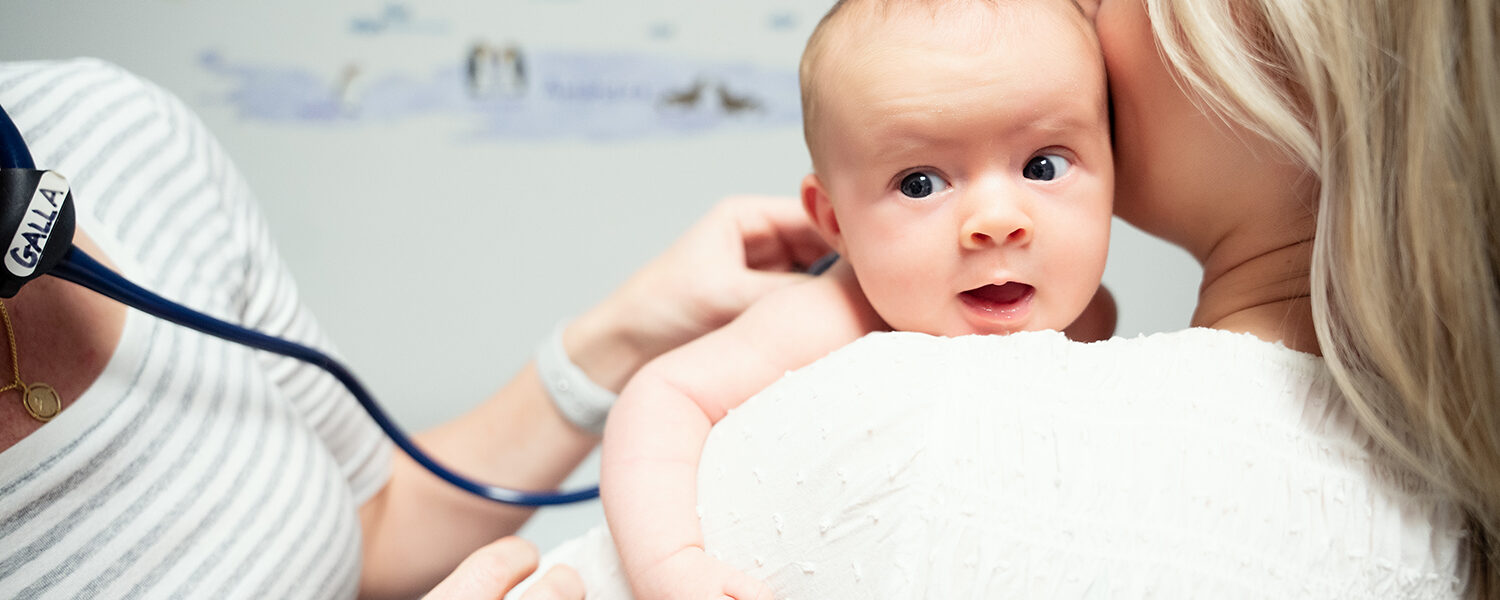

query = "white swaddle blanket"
[[511, 329, 1467, 599]]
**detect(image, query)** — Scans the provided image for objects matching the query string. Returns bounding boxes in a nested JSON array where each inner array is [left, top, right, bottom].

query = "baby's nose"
[[960, 192, 1032, 249]]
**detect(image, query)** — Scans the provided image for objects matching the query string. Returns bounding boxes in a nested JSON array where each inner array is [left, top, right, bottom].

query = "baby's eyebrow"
[[854, 130, 954, 167], [1024, 114, 1098, 136], [859, 110, 961, 146], [868, 131, 934, 154]]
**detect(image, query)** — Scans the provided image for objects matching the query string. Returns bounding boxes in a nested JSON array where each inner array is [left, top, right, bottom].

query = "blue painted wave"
[[199, 49, 801, 141]]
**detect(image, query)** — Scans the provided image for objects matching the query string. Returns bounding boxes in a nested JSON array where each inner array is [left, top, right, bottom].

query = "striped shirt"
[[0, 59, 391, 599]]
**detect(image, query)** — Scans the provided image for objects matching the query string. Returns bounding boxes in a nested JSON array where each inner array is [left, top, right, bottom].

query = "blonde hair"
[[1146, 0, 1500, 595], [798, 0, 866, 172]]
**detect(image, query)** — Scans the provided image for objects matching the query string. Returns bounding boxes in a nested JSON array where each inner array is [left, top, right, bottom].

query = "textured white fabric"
[[518, 329, 1468, 599], [0, 59, 391, 599]]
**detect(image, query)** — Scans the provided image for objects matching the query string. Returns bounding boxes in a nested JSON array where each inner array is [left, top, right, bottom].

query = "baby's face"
[[806, 0, 1113, 337]]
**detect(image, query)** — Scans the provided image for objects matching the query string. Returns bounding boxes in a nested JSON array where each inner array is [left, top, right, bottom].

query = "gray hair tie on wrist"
[[535, 321, 617, 435]]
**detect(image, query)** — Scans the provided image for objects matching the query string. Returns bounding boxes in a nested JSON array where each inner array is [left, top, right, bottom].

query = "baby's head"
[[799, 0, 1114, 337]]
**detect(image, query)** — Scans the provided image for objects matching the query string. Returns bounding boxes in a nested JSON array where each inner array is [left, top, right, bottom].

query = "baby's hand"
[[631, 546, 772, 600]]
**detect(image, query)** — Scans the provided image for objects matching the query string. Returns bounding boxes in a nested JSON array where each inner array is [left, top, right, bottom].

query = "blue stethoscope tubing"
[[0, 103, 597, 506]]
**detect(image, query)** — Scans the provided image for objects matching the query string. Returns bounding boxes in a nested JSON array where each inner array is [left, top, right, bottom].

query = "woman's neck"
[[0, 231, 127, 451], [1192, 231, 1320, 355]]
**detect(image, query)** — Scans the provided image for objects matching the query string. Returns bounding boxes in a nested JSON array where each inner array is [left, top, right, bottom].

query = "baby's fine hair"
[[798, 0, 1086, 171]]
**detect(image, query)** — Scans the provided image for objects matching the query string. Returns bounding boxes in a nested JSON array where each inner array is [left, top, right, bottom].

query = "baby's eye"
[[1022, 154, 1071, 181], [898, 171, 949, 198]]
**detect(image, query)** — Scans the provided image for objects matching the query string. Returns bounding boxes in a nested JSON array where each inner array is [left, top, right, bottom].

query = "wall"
[[0, 0, 1201, 552]]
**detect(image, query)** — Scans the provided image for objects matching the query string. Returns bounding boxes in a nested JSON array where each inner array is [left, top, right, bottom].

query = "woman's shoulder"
[[834, 326, 1320, 368], [699, 328, 1467, 598], [794, 327, 1325, 402], [1, 58, 268, 299], [0, 58, 165, 122], [738, 328, 1335, 454], [0, 57, 142, 81], [0, 57, 219, 228]]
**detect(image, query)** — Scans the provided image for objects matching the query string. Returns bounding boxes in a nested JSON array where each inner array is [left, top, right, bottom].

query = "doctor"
[[0, 58, 829, 600]]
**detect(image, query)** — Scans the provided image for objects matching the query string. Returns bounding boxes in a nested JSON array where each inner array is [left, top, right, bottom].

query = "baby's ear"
[[800, 173, 843, 252]]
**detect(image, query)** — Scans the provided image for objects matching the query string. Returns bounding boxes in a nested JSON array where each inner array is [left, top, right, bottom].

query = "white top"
[[0, 59, 391, 599], [521, 329, 1468, 599]]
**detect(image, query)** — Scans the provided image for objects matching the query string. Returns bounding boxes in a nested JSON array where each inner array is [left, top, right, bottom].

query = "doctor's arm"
[[354, 196, 832, 600]]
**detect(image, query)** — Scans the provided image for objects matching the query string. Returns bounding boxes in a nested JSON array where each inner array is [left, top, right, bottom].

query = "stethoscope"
[[0, 102, 598, 506]]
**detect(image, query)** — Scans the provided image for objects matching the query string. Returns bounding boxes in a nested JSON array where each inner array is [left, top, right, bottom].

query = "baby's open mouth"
[[960, 282, 1034, 311]]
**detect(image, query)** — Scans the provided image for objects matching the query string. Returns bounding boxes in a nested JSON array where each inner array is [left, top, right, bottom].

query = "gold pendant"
[[22, 382, 61, 422]]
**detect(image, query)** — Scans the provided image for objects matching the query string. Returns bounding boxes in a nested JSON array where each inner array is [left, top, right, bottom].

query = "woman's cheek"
[[1075, 0, 1102, 21], [1090, 0, 1173, 225]]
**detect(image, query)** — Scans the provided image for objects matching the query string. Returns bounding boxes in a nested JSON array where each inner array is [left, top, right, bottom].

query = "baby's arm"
[[601, 262, 880, 600]]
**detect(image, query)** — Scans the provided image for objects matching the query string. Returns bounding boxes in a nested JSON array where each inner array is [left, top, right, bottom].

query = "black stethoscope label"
[[5, 170, 68, 278]]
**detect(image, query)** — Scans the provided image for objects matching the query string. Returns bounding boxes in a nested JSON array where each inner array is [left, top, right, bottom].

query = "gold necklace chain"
[[0, 299, 61, 422]]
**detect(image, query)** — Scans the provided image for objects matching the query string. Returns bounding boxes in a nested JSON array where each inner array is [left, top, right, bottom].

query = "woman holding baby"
[[551, 0, 1497, 598], [454, 0, 1498, 597]]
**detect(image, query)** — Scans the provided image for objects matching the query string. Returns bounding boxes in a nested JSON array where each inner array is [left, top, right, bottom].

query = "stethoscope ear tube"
[[0, 104, 35, 171], [49, 248, 599, 505], [1, 102, 597, 506]]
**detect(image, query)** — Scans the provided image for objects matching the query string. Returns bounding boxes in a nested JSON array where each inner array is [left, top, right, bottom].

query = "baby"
[[602, 0, 1114, 597]]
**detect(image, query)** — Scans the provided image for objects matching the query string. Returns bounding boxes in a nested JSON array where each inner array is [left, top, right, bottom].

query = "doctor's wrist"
[[561, 305, 654, 394]]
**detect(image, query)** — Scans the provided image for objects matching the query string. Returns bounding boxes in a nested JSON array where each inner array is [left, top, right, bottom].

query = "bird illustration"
[[659, 78, 709, 110], [717, 84, 762, 114]]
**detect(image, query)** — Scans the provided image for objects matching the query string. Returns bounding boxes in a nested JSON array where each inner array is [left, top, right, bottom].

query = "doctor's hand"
[[423, 537, 583, 600], [565, 195, 831, 394]]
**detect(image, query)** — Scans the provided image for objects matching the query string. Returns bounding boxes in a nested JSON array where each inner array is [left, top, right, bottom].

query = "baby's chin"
[[868, 284, 1086, 337], [884, 314, 1067, 339]]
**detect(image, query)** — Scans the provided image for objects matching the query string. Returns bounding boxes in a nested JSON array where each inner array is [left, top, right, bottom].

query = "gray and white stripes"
[[0, 59, 390, 599]]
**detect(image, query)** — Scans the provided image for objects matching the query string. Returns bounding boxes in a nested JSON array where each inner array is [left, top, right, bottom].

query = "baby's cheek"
[[1039, 250, 1107, 326], [860, 282, 917, 331]]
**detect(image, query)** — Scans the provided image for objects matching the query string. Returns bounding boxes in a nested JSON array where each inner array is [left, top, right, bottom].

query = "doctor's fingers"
[[519, 565, 586, 600], [423, 536, 541, 600], [714, 195, 831, 272]]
